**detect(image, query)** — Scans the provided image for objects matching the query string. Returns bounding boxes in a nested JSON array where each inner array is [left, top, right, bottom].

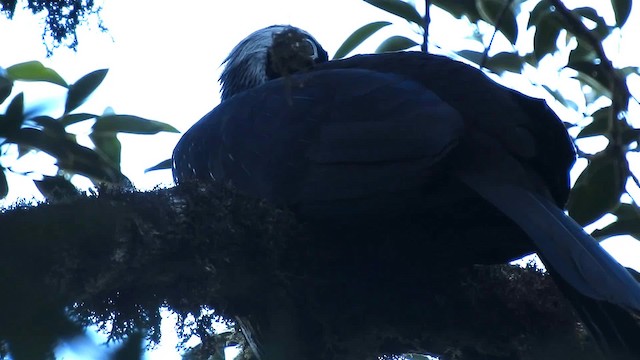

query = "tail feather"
[[460, 173, 640, 358]]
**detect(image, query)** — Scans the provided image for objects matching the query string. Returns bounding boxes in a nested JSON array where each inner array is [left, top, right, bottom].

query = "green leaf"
[[375, 35, 419, 53], [533, 15, 562, 61], [577, 107, 610, 138], [486, 51, 524, 73], [92, 115, 179, 134], [432, 0, 482, 22], [567, 150, 628, 226], [456, 49, 483, 65], [571, 7, 612, 41], [611, 0, 632, 27], [5, 61, 68, 87], [65, 69, 108, 114], [528, 0, 553, 28], [592, 203, 640, 240], [0, 169, 7, 198], [333, 21, 392, 59], [476, 0, 519, 44], [58, 112, 98, 127], [89, 131, 122, 170], [568, 41, 597, 64], [363, 0, 424, 28], [1, 92, 25, 135], [145, 158, 172, 173], [541, 85, 579, 111]]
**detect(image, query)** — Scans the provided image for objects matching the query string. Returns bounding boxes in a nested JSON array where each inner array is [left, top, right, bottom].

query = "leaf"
[[476, 0, 519, 44], [533, 15, 562, 61], [592, 203, 640, 240], [1, 92, 24, 135], [28, 115, 68, 138], [375, 35, 419, 53], [0, 70, 12, 104], [456, 49, 484, 65], [111, 332, 144, 360], [611, 0, 632, 27], [577, 107, 610, 138], [528, 0, 553, 28], [92, 115, 179, 134], [145, 158, 172, 173], [486, 51, 524, 73], [89, 131, 122, 170], [58, 112, 98, 127], [5, 61, 68, 87], [0, 169, 7, 198], [541, 85, 579, 111], [571, 7, 612, 41], [567, 150, 628, 226], [568, 41, 597, 64], [333, 21, 392, 59], [363, 0, 424, 28], [64, 69, 108, 114], [33, 175, 79, 201], [432, 0, 482, 22]]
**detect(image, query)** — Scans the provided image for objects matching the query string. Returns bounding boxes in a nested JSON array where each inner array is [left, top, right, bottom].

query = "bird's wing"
[[173, 68, 464, 219]]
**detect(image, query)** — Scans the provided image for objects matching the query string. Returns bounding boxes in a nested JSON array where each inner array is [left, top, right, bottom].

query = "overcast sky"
[[1, 0, 640, 358]]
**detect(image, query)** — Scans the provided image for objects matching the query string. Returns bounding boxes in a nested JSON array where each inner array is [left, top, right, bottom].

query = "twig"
[[422, 0, 430, 53], [481, 0, 514, 68]]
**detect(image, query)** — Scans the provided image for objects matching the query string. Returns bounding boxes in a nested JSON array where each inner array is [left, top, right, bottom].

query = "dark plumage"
[[173, 26, 640, 359]]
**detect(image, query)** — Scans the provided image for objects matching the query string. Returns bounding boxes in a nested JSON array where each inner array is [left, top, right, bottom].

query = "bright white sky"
[[1, 0, 640, 359]]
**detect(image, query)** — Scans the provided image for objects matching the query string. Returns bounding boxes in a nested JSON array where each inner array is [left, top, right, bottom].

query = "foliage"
[[336, 0, 640, 243], [0, 0, 105, 55], [0, 61, 179, 200]]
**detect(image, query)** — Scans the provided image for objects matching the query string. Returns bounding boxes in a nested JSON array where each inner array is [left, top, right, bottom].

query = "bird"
[[172, 25, 640, 359]]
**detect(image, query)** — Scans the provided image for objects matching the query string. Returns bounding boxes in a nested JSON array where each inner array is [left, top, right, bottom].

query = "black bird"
[[173, 25, 640, 359]]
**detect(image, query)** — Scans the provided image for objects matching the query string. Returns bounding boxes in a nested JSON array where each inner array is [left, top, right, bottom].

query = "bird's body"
[[173, 26, 640, 359]]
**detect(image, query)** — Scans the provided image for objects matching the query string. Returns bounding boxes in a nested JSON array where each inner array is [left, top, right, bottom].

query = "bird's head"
[[219, 25, 328, 101]]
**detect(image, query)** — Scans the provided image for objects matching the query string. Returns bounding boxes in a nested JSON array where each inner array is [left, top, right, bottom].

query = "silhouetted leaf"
[[376, 35, 419, 53], [65, 69, 108, 114], [363, 0, 424, 28], [5, 61, 67, 87], [90, 131, 122, 170], [0, 70, 12, 104], [28, 115, 67, 138], [59, 112, 98, 127], [592, 203, 640, 240], [92, 115, 179, 135], [456, 49, 483, 65], [611, 0, 632, 27], [34, 175, 79, 201], [533, 15, 562, 61], [0, 169, 7, 198], [334, 21, 392, 59], [486, 51, 524, 73], [577, 107, 610, 138], [476, 0, 519, 44], [432, 0, 481, 22], [1, 92, 24, 135], [541, 85, 579, 111], [571, 7, 612, 41], [567, 150, 628, 225], [527, 0, 553, 28], [568, 41, 597, 64], [145, 159, 172, 173]]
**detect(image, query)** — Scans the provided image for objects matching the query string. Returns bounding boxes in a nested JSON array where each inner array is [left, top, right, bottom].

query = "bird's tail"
[[459, 172, 640, 359]]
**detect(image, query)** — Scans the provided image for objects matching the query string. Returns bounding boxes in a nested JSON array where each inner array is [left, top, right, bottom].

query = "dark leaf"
[[611, 0, 632, 27], [5, 61, 67, 87], [592, 203, 640, 240], [577, 107, 610, 138], [363, 0, 424, 28], [618, 66, 640, 77], [476, 0, 519, 44], [59, 112, 98, 127], [527, 0, 553, 28], [568, 41, 597, 64], [567, 150, 628, 225], [486, 51, 524, 73], [571, 7, 612, 41], [567, 60, 630, 107], [533, 15, 562, 61], [33, 175, 80, 201], [28, 115, 67, 138], [0, 169, 7, 198], [0, 72, 12, 104], [456, 49, 484, 65], [92, 115, 179, 135], [375, 35, 419, 53], [90, 132, 122, 170], [1, 92, 24, 136], [65, 69, 108, 114], [145, 158, 172, 173], [333, 21, 392, 59], [432, 0, 481, 22]]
